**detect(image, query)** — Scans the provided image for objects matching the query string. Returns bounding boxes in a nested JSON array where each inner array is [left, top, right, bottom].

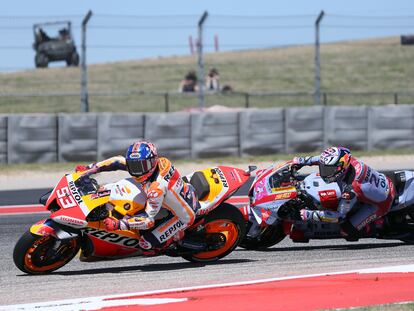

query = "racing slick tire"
[[182, 203, 246, 263], [13, 231, 80, 274]]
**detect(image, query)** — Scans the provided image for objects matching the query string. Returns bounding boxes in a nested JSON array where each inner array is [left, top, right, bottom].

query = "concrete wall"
[[58, 114, 97, 162], [239, 108, 285, 156], [97, 113, 145, 160], [145, 112, 191, 159], [8, 114, 57, 163], [285, 107, 325, 153], [369, 106, 414, 150], [2, 105, 413, 164], [191, 112, 240, 158], [325, 106, 369, 151]]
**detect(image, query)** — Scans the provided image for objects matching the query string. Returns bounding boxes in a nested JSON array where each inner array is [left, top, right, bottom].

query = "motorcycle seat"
[[390, 171, 406, 196], [189, 171, 210, 201]]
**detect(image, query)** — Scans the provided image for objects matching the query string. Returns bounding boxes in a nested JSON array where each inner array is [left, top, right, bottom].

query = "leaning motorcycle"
[[239, 161, 414, 250], [13, 165, 256, 274]]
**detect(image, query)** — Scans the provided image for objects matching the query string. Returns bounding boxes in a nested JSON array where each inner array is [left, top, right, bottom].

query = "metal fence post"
[[314, 11, 325, 106], [245, 93, 250, 108], [197, 11, 208, 110], [81, 10, 93, 113], [165, 92, 170, 112]]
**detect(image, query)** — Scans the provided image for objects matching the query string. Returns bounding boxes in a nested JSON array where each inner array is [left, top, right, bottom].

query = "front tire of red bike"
[[13, 231, 80, 275]]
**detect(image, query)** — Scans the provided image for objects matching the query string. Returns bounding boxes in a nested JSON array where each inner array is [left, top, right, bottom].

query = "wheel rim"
[[192, 220, 239, 260], [24, 236, 78, 273]]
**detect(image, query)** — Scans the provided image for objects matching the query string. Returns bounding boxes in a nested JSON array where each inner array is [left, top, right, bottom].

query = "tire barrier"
[[2, 105, 414, 164]]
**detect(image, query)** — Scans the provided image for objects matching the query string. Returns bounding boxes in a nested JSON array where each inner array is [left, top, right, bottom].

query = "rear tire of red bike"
[[182, 203, 245, 263], [13, 231, 80, 275]]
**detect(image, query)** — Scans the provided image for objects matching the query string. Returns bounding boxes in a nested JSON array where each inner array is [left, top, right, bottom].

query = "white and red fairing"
[[245, 161, 341, 225], [30, 173, 145, 257]]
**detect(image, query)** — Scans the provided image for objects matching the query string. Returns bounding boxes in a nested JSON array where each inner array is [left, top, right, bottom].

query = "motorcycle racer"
[[76, 141, 198, 251], [291, 146, 395, 238]]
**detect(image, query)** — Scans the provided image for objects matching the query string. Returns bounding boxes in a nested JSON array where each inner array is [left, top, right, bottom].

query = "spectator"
[[179, 70, 198, 93], [59, 28, 70, 40], [206, 68, 220, 91], [221, 84, 234, 93], [38, 28, 50, 42]]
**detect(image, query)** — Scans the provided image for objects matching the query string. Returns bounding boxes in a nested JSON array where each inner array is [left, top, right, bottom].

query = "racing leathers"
[[78, 156, 198, 249], [293, 156, 395, 235]]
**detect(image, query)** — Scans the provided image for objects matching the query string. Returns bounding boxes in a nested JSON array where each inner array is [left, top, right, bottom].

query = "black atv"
[[33, 21, 80, 68]]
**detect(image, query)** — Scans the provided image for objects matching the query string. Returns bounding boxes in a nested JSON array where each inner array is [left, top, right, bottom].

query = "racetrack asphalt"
[[2, 213, 414, 306]]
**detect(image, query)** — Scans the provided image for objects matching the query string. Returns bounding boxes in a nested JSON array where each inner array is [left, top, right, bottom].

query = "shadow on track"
[[237, 242, 407, 252], [16, 258, 256, 277]]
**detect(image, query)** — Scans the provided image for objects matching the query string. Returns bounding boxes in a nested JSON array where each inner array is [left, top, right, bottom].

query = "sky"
[[1, 0, 414, 71]]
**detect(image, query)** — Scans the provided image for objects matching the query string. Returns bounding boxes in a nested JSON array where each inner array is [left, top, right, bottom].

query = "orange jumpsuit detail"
[[82, 156, 197, 246]]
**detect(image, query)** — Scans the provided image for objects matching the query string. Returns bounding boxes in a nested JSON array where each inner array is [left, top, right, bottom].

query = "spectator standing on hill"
[[206, 68, 220, 91]]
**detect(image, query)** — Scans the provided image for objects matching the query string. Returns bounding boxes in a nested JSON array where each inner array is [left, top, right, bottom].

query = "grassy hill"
[[1, 36, 414, 113]]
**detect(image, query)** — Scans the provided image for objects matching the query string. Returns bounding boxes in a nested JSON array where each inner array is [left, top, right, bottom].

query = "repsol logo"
[[68, 180, 83, 205], [83, 227, 141, 249], [216, 168, 229, 188], [157, 220, 184, 242], [164, 166, 175, 182]]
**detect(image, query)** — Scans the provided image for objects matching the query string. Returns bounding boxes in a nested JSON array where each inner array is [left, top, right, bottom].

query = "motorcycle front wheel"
[[13, 231, 80, 274], [182, 203, 246, 263], [239, 224, 286, 250]]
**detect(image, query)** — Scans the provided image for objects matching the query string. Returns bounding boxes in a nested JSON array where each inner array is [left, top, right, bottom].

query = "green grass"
[[1, 37, 413, 113]]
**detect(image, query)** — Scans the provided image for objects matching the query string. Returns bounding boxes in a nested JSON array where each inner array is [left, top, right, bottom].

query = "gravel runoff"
[[0, 155, 413, 191]]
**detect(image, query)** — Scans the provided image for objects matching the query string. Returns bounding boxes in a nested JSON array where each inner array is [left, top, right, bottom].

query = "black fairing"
[[39, 189, 52, 205]]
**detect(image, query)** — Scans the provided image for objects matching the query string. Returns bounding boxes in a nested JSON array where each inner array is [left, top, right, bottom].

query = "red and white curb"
[[2, 264, 414, 311], [0, 204, 46, 215]]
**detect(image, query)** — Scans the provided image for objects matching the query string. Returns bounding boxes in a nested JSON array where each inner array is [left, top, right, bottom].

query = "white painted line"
[[2, 263, 414, 311], [0, 297, 187, 311], [359, 264, 414, 273]]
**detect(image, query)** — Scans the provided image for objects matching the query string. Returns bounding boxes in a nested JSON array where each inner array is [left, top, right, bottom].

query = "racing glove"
[[125, 216, 155, 230], [300, 209, 340, 223], [75, 165, 90, 172], [76, 164, 99, 178], [103, 217, 129, 231], [291, 156, 310, 170]]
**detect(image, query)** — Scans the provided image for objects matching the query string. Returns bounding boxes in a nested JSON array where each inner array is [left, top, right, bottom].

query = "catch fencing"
[[1, 105, 414, 164]]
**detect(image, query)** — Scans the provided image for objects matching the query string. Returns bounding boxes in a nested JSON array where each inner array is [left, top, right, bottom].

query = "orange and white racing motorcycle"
[[13, 165, 256, 274]]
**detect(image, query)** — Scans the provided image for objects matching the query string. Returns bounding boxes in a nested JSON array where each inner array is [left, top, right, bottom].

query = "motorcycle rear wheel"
[[182, 203, 245, 263], [239, 225, 286, 250], [13, 231, 80, 274]]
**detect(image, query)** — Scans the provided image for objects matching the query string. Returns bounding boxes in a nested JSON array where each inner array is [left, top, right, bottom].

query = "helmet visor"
[[127, 158, 156, 177], [319, 163, 339, 179]]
